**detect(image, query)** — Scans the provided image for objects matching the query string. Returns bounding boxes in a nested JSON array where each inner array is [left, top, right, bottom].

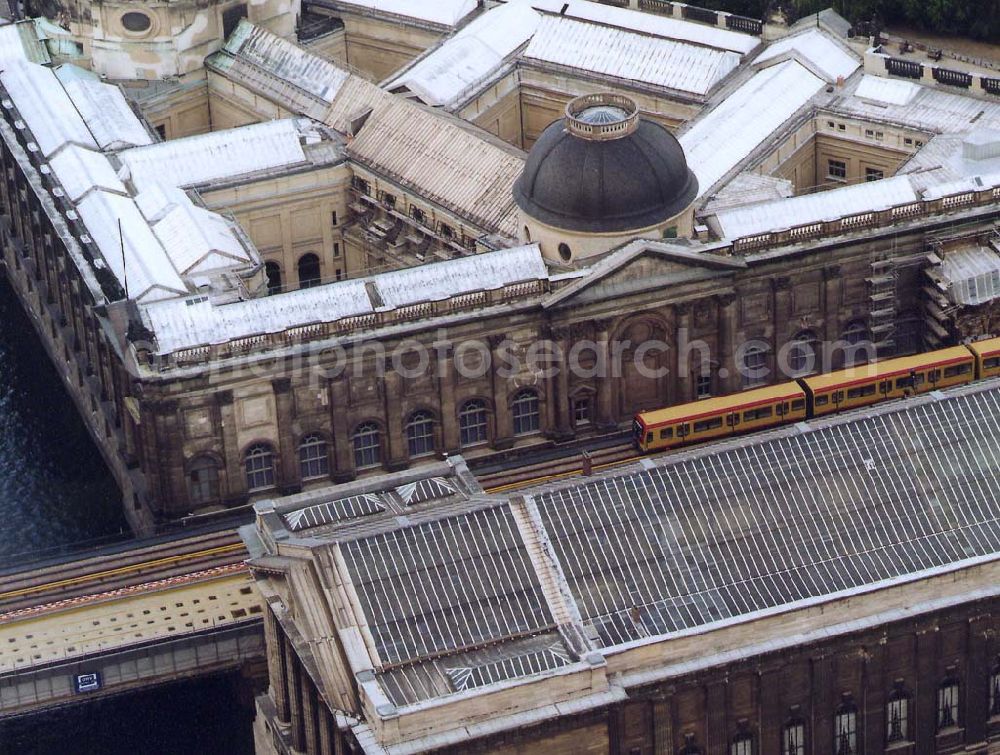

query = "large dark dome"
[[514, 94, 698, 234]]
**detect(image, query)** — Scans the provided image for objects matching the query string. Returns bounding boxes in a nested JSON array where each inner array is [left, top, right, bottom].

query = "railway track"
[[0, 528, 247, 614], [479, 440, 640, 493]]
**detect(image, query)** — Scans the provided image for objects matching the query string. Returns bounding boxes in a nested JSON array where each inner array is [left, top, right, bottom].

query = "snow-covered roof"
[[49, 144, 127, 202], [853, 74, 920, 106], [143, 244, 547, 353], [148, 201, 252, 277], [680, 60, 825, 197], [523, 15, 740, 96], [0, 20, 49, 65], [386, 0, 541, 107], [221, 19, 349, 104], [118, 119, 309, 190], [347, 98, 524, 237], [833, 74, 1000, 135], [76, 190, 188, 302], [1, 62, 97, 157], [711, 175, 918, 240], [754, 28, 859, 82], [530, 0, 759, 54], [331, 0, 477, 26], [62, 76, 154, 151], [920, 172, 1000, 201]]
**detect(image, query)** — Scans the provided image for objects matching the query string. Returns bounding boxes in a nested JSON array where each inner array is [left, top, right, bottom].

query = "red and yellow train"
[[633, 336, 1000, 453]]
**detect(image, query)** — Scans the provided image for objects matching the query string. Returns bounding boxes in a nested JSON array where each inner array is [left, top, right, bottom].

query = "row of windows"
[[189, 391, 550, 500], [353, 177, 475, 249], [826, 159, 887, 183], [823, 119, 923, 149], [265, 251, 343, 295], [707, 672, 1000, 755]]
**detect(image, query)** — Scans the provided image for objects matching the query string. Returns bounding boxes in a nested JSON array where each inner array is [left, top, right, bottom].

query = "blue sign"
[[74, 672, 101, 693]]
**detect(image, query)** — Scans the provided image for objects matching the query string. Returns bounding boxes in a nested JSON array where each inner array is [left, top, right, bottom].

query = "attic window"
[[121, 11, 152, 32]]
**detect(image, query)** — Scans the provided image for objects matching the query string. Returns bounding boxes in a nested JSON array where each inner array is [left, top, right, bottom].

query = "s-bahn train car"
[[967, 336, 1000, 379], [801, 346, 976, 417], [633, 382, 807, 452]]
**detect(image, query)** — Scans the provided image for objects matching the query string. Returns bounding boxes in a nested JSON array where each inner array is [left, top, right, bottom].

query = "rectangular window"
[[335, 268, 343, 281], [904, 137, 913, 145], [791, 398, 805, 411], [865, 167, 884, 181], [827, 120, 835, 128], [352, 177, 370, 195], [983, 356, 1000, 369], [815, 394, 829, 406], [943, 363, 972, 377], [828, 159, 847, 180], [693, 417, 723, 432], [865, 128, 874, 138], [838, 123, 846, 131], [696, 373, 712, 399], [782, 723, 805, 755], [847, 384, 876, 399], [938, 682, 959, 728], [875, 131, 884, 140], [331, 211, 338, 226], [573, 397, 591, 425], [834, 708, 856, 755], [659, 428, 673, 440]]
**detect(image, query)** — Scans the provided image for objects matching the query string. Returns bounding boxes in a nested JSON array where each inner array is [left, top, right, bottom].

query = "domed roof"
[[514, 94, 698, 234]]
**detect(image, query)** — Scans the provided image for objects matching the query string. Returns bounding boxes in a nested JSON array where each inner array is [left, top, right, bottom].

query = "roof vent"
[[565, 93, 639, 141]]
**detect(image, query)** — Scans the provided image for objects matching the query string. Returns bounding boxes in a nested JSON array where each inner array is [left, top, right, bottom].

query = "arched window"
[[782, 720, 804, 755], [265, 261, 282, 295], [244, 443, 276, 492], [834, 701, 857, 755], [990, 660, 1000, 717], [787, 330, 818, 377], [406, 411, 435, 457], [887, 684, 910, 742], [730, 732, 753, 755], [459, 399, 489, 446], [188, 455, 220, 505], [741, 343, 769, 388], [938, 678, 959, 729], [842, 319, 869, 346], [352, 422, 381, 469], [299, 433, 329, 481], [297, 253, 321, 289], [511, 389, 540, 435]]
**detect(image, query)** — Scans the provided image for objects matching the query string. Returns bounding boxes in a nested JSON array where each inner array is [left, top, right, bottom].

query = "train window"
[[743, 406, 773, 421], [943, 364, 972, 377], [659, 428, 673, 439], [928, 369, 940, 382], [983, 357, 1000, 369], [815, 395, 829, 406], [791, 399, 805, 411], [693, 417, 723, 432], [847, 384, 876, 399], [879, 380, 891, 393], [646, 433, 653, 443]]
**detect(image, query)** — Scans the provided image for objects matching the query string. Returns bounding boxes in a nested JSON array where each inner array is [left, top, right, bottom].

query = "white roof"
[[921, 171, 1000, 200], [711, 175, 918, 239], [49, 144, 127, 202], [76, 191, 188, 302], [530, 0, 759, 54], [754, 28, 859, 82], [0, 21, 46, 65], [62, 77, 154, 150], [939, 246, 1000, 306], [149, 201, 251, 276], [853, 74, 920, 106], [1, 62, 97, 157], [333, 0, 477, 26], [144, 244, 547, 353], [680, 60, 824, 196], [374, 243, 547, 307], [222, 20, 349, 104], [523, 15, 739, 96], [118, 119, 308, 190], [386, 0, 541, 106]]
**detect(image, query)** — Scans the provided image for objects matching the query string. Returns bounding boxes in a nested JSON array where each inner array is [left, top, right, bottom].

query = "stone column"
[[436, 344, 460, 453], [550, 326, 573, 439], [303, 678, 320, 755], [914, 629, 937, 753], [822, 265, 842, 346], [382, 365, 407, 470], [216, 390, 245, 504], [595, 318, 617, 429], [652, 699, 674, 755], [265, 605, 290, 724], [285, 642, 306, 752], [273, 378, 299, 494], [328, 376, 354, 483], [318, 706, 335, 755], [716, 295, 738, 394], [490, 334, 514, 449], [674, 304, 693, 403]]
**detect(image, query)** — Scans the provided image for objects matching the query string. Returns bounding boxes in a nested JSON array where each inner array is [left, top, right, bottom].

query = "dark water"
[[0, 280, 255, 749], [0, 276, 128, 565], [0, 673, 255, 755]]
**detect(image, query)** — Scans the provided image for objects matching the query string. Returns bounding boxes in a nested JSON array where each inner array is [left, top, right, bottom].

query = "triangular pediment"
[[544, 239, 745, 309]]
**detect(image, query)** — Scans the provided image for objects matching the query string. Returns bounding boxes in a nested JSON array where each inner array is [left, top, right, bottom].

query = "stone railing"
[[868, 48, 999, 96], [635, 0, 762, 37], [163, 278, 549, 368], [730, 183, 1000, 254]]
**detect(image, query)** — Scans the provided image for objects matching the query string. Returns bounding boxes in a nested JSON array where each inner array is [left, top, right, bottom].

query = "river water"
[[0, 280, 254, 750]]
